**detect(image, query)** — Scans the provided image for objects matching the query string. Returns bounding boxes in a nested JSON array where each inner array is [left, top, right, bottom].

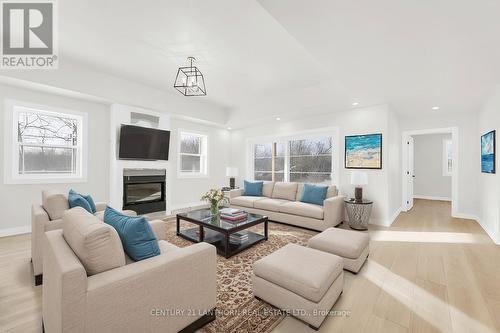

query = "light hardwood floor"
[[273, 199, 500, 333], [0, 199, 499, 333]]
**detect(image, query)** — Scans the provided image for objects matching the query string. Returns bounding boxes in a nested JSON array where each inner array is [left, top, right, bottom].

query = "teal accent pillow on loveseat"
[[68, 189, 96, 214], [104, 206, 160, 261]]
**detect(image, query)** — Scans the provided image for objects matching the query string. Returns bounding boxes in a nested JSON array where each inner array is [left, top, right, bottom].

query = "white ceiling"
[[56, 0, 500, 127]]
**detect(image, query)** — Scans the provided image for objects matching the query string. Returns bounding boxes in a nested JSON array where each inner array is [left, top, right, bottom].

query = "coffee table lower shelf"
[[177, 228, 267, 259]]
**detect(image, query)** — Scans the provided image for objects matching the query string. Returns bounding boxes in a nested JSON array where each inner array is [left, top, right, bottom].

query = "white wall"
[[413, 134, 452, 200], [478, 87, 500, 244], [169, 118, 231, 210], [0, 84, 110, 236], [398, 112, 478, 218], [387, 108, 402, 220], [230, 104, 398, 226]]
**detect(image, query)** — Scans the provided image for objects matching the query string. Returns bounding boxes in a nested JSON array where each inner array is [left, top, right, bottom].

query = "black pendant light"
[[174, 57, 206, 96]]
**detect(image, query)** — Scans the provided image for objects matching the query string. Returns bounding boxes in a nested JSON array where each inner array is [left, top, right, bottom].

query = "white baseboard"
[[0, 226, 31, 238], [368, 207, 402, 227], [452, 213, 479, 220], [414, 195, 452, 202], [169, 201, 208, 215], [475, 216, 500, 245]]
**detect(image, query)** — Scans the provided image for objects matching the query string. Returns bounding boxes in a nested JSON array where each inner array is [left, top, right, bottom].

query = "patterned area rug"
[[164, 220, 317, 333]]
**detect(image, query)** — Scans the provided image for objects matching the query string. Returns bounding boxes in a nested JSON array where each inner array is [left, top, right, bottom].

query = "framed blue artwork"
[[481, 130, 496, 174], [345, 133, 382, 169]]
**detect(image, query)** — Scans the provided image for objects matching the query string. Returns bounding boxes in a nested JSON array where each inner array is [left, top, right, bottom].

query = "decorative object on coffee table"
[[201, 188, 228, 215], [226, 167, 239, 189], [351, 171, 368, 202], [176, 208, 268, 258], [344, 198, 373, 230]]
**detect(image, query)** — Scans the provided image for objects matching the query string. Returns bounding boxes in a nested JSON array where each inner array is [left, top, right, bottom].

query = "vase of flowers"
[[201, 189, 228, 215]]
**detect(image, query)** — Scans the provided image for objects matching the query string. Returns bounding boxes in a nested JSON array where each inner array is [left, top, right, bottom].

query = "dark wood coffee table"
[[176, 209, 268, 258]]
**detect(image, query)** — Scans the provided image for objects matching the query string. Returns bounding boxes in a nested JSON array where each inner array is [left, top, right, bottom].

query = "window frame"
[[177, 130, 209, 178], [247, 127, 339, 186], [443, 139, 452, 177], [4, 99, 88, 184]]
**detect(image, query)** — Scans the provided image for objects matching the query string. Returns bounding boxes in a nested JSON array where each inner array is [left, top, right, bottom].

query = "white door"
[[406, 136, 415, 210]]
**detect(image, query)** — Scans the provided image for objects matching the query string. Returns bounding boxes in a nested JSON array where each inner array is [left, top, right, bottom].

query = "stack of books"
[[230, 232, 249, 244], [220, 208, 248, 222]]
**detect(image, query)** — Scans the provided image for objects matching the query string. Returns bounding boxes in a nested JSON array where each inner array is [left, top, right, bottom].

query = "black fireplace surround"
[[123, 169, 166, 215]]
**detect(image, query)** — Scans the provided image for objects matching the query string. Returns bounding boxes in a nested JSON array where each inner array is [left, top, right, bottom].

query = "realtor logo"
[[1, 0, 58, 68]]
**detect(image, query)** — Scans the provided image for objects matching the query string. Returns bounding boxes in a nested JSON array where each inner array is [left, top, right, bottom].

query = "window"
[[10, 104, 84, 182], [253, 136, 333, 184], [179, 131, 208, 177], [443, 139, 452, 176]]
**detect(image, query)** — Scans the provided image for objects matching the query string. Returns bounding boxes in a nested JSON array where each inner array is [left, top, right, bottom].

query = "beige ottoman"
[[252, 244, 343, 330], [308, 227, 369, 273]]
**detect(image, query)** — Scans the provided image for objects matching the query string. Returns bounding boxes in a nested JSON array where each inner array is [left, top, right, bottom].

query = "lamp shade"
[[226, 167, 239, 177], [351, 171, 368, 186]]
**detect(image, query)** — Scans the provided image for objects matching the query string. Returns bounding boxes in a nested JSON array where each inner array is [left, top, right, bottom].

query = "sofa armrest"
[[43, 230, 87, 333], [31, 205, 52, 275], [229, 189, 244, 200], [86, 242, 217, 332], [94, 202, 107, 212], [149, 219, 166, 240], [323, 195, 345, 228]]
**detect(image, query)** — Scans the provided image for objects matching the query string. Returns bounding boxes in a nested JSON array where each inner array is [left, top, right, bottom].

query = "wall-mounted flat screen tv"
[[119, 125, 170, 160]]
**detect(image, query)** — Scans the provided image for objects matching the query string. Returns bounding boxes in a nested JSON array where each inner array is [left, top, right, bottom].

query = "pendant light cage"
[[174, 57, 206, 96]]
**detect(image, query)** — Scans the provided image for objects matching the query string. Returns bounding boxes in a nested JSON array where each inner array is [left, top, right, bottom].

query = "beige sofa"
[[31, 190, 160, 285], [230, 182, 345, 231], [43, 207, 217, 333]]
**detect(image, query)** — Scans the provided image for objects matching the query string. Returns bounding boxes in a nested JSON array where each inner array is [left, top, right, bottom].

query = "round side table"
[[344, 199, 373, 230]]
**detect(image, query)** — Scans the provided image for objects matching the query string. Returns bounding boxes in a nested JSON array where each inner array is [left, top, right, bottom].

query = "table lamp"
[[226, 167, 239, 189], [351, 171, 368, 202]]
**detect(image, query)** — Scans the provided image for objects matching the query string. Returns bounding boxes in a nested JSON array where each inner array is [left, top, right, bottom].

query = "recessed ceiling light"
[[432, 106, 440, 110], [352, 102, 360, 106], [227, 127, 232, 130], [276, 117, 281, 121]]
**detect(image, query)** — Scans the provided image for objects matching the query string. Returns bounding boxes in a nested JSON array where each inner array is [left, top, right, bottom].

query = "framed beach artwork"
[[345, 133, 383, 169], [481, 130, 496, 174]]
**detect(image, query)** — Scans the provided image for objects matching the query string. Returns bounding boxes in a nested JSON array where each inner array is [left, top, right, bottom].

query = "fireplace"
[[123, 169, 166, 214]]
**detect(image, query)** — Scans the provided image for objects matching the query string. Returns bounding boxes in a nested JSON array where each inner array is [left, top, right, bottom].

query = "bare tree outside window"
[[253, 137, 333, 184], [17, 110, 79, 175], [179, 132, 207, 175]]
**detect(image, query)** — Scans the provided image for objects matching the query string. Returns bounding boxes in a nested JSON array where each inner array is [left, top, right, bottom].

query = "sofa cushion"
[[68, 189, 96, 214], [104, 207, 160, 262], [94, 209, 137, 221], [231, 196, 265, 208], [253, 244, 343, 303], [280, 201, 324, 220], [300, 184, 328, 206], [244, 180, 264, 196], [62, 207, 126, 275], [296, 184, 339, 201], [308, 228, 369, 259], [42, 190, 70, 220], [272, 182, 298, 201], [262, 181, 275, 198], [254, 198, 290, 211]]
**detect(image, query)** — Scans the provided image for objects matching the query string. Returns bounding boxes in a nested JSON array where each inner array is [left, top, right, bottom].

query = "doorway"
[[401, 127, 459, 216]]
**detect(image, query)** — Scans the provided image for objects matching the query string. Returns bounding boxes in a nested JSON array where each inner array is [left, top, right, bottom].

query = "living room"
[[1, 1, 500, 333]]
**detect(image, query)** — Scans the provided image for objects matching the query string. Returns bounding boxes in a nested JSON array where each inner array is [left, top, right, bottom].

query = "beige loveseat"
[[31, 190, 159, 285], [230, 182, 345, 231], [43, 207, 217, 333]]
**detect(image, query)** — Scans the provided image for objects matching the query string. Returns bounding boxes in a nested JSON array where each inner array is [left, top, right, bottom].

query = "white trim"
[[177, 129, 209, 178], [3, 99, 88, 184], [476, 216, 500, 245], [401, 127, 459, 217], [452, 213, 479, 220], [442, 139, 452, 177], [0, 226, 31, 238], [414, 195, 452, 202]]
